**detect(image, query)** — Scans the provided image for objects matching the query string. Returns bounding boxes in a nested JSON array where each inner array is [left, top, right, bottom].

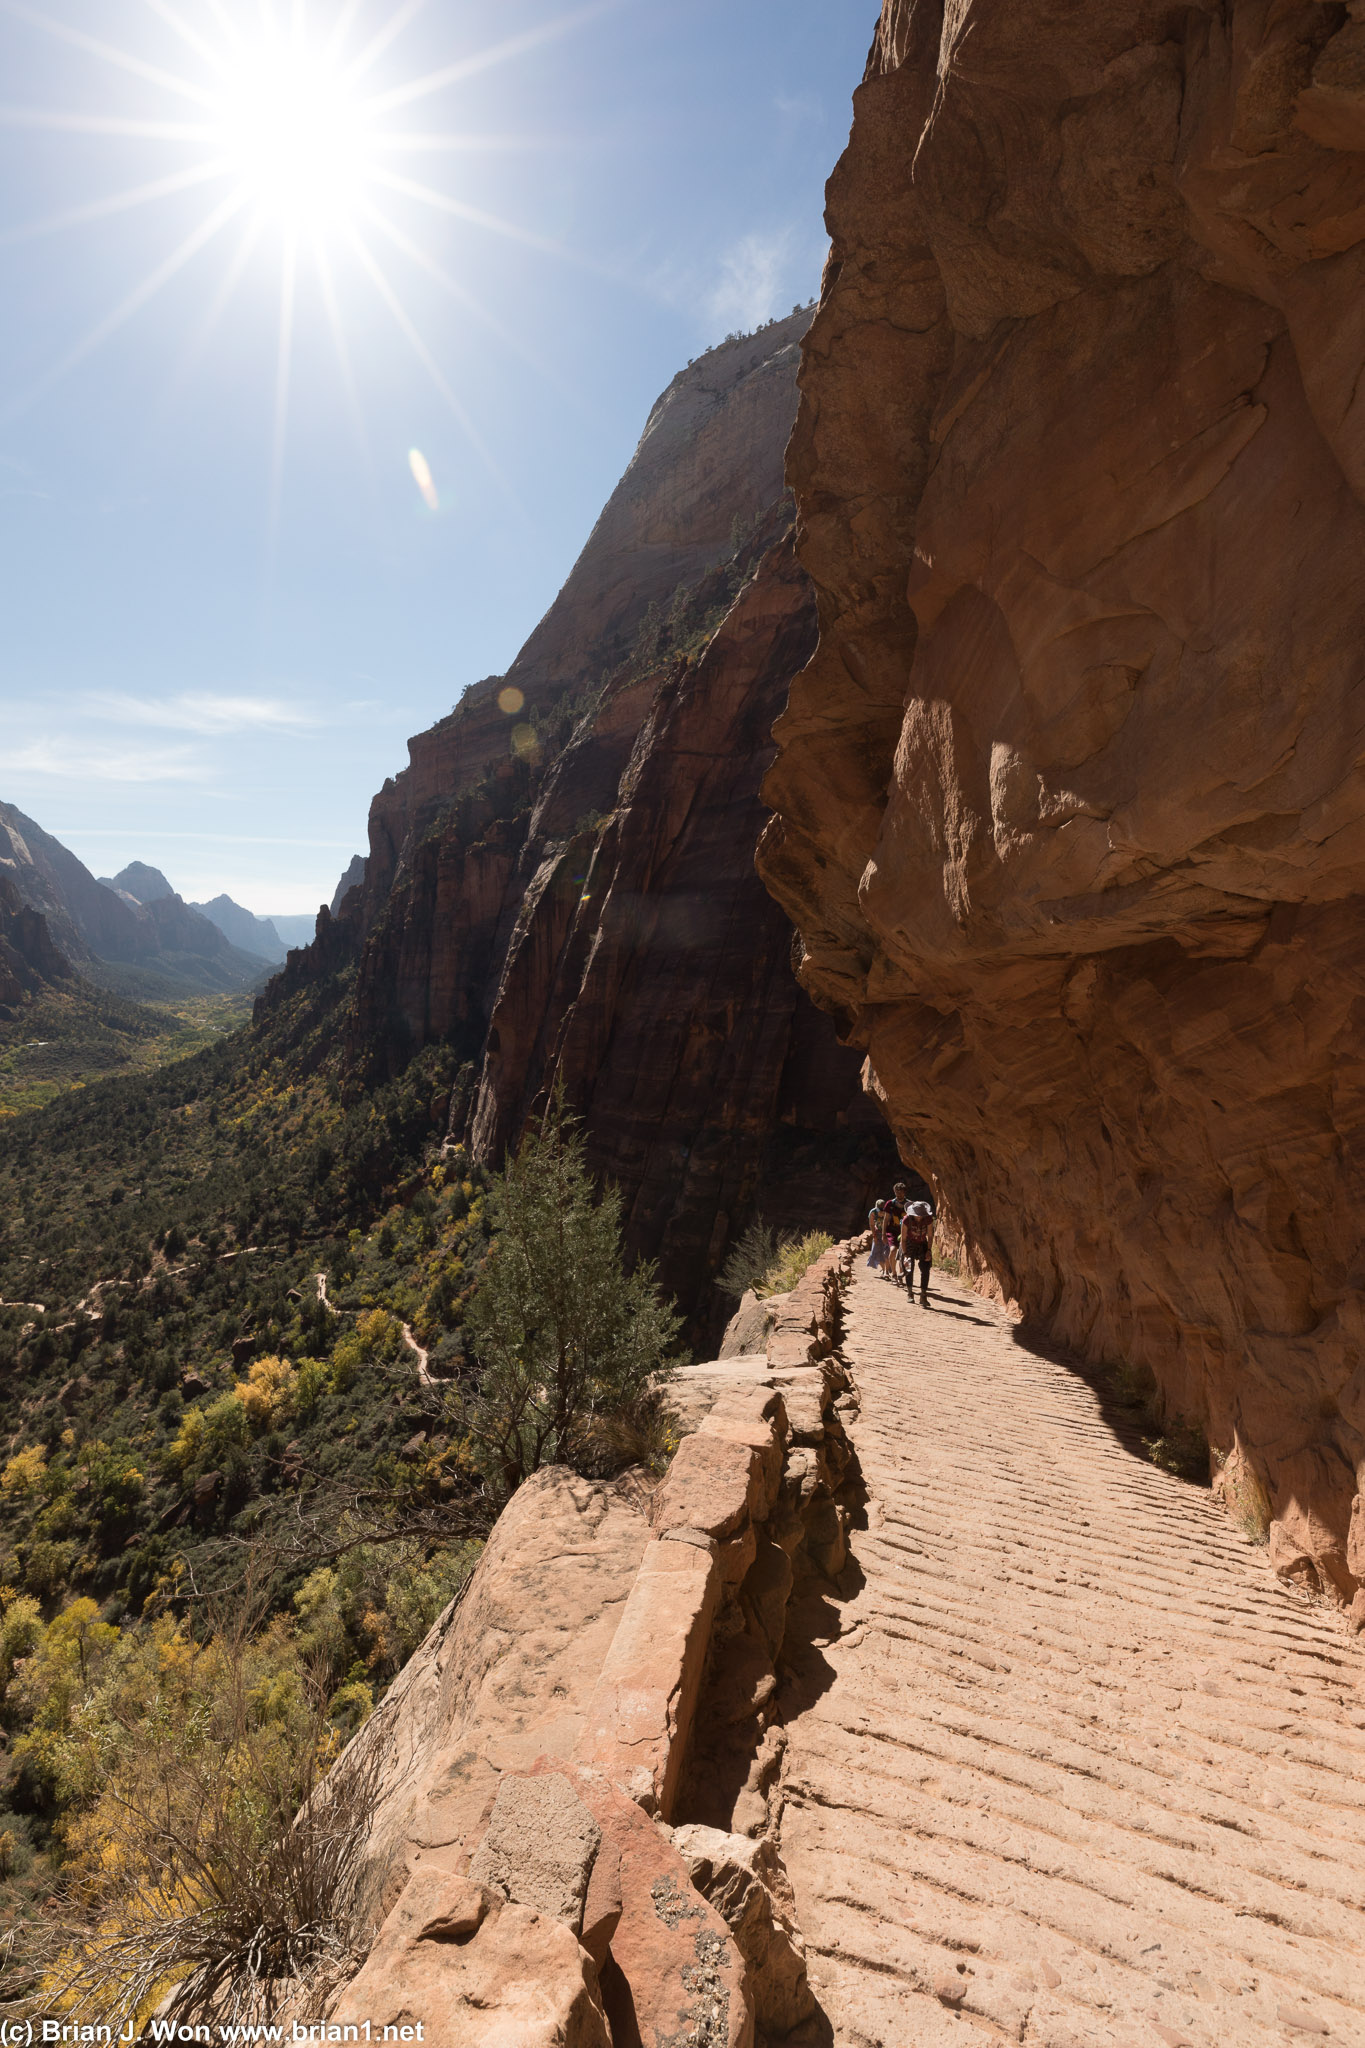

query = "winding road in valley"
[[775, 1264, 1365, 2047]]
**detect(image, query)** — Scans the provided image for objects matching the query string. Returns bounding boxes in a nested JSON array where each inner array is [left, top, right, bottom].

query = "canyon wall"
[[0, 873, 68, 1010], [759, 0, 1365, 1599], [284, 316, 896, 1343], [359, 312, 816, 914]]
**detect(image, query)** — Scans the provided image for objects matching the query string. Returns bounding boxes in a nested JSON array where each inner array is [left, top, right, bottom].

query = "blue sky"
[[0, 0, 872, 915]]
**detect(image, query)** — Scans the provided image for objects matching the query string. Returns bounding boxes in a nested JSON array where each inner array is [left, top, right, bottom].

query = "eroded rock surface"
[[774, 1264, 1365, 2047], [350, 1465, 650, 1924], [760, 0, 1365, 1595]]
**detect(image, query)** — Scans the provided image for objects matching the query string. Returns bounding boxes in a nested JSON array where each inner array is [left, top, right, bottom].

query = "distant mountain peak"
[[0, 800, 270, 997], [103, 861, 174, 904], [191, 894, 285, 964]]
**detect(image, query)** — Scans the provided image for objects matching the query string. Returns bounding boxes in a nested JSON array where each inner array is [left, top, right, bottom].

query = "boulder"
[[546, 1764, 753, 2048], [652, 1432, 769, 1542], [721, 1290, 785, 1357], [575, 1536, 720, 1820], [671, 1824, 815, 2038], [468, 1772, 601, 1934], [328, 1869, 609, 2048]]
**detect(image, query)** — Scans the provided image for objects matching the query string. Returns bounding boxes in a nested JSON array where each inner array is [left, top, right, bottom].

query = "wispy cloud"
[[9, 740, 208, 783], [775, 91, 824, 123], [707, 228, 798, 333], [84, 691, 320, 735]]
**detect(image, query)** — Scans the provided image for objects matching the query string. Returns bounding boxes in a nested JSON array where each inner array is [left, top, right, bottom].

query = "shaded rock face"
[[2, 802, 132, 966], [309, 318, 898, 1343], [0, 872, 69, 1007], [759, 1, 1365, 1596]]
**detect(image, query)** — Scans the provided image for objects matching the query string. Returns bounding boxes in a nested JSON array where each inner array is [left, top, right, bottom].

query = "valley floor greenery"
[[0, 980, 683, 1998], [0, 984, 253, 1118]]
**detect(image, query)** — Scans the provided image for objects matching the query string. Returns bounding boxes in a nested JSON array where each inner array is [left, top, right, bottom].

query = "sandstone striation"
[[759, 0, 1365, 1600]]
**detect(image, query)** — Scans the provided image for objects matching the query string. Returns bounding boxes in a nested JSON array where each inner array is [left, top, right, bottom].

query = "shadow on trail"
[[1007, 1316, 1212, 1487], [871, 1275, 997, 1327]]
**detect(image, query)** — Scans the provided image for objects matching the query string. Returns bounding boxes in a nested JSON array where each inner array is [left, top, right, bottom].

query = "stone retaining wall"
[[338, 1241, 857, 2048]]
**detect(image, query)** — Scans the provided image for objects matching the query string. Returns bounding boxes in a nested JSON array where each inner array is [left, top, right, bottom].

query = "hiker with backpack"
[[901, 1199, 935, 1297]]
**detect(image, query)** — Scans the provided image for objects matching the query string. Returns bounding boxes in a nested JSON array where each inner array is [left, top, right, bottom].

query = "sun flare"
[[0, 1, 612, 507], [211, 38, 377, 234]]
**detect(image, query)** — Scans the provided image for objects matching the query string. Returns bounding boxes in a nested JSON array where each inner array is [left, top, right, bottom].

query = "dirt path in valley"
[[402, 1321, 432, 1386], [316, 1272, 431, 1384], [775, 1263, 1365, 2048]]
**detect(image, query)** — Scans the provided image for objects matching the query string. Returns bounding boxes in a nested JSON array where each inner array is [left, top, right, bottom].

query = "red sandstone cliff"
[[285, 316, 896, 1341], [361, 313, 815, 915], [759, 0, 1365, 1605]]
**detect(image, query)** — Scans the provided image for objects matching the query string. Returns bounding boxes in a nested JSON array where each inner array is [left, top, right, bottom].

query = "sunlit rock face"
[[759, 0, 1365, 1598]]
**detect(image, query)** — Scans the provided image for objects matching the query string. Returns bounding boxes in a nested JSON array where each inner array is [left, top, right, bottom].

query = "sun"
[[210, 36, 377, 235], [0, 1, 614, 506]]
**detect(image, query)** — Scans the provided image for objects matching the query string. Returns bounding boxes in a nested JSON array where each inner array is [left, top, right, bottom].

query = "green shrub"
[[458, 1096, 681, 1495], [1142, 1418, 1209, 1483], [757, 1231, 834, 1299]]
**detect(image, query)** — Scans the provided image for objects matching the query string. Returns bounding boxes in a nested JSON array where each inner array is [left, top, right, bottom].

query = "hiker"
[[883, 1181, 910, 1284], [901, 1199, 934, 1297], [866, 1198, 891, 1276]]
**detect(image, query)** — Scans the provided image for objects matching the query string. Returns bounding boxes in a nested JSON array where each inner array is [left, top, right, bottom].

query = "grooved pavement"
[[775, 1265, 1365, 2048]]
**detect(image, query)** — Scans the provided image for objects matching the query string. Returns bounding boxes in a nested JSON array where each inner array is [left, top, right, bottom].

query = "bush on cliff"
[[459, 1099, 681, 1495], [758, 1230, 834, 1298], [718, 1222, 834, 1301]]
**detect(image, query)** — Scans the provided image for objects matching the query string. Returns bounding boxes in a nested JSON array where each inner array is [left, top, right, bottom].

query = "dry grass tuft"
[[17, 1590, 384, 2038]]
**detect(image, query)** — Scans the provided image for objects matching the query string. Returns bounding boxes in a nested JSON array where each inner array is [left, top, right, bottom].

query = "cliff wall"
[[0, 873, 69, 1009], [759, 0, 1365, 1599], [361, 311, 815, 914], [291, 319, 897, 1342]]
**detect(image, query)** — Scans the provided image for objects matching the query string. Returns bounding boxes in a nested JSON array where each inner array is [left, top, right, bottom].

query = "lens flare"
[[408, 446, 439, 510], [497, 685, 524, 715]]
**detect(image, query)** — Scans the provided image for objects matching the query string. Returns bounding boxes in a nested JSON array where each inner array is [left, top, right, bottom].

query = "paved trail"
[[776, 1265, 1365, 2048]]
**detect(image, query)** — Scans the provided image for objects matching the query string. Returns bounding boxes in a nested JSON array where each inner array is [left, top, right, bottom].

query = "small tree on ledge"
[[460, 1091, 681, 1496]]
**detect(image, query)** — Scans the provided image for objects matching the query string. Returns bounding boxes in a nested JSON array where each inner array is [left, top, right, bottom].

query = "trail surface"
[[776, 1265, 1365, 2047]]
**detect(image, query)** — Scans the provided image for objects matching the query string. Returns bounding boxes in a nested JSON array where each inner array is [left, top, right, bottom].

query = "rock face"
[[0, 872, 69, 1008], [758, 1, 1365, 1597], [358, 312, 816, 919], [283, 316, 898, 1343]]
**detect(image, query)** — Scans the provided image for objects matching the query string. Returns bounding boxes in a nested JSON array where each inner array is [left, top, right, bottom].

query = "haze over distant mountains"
[[100, 863, 289, 965], [0, 800, 296, 999]]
